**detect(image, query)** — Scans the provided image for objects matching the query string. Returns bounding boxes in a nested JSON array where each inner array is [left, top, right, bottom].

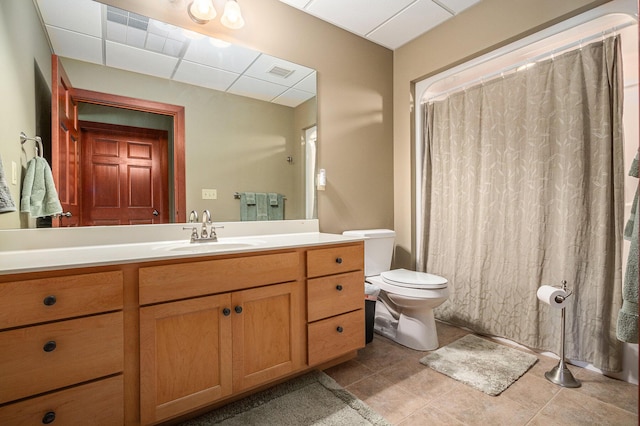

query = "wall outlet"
[[202, 188, 217, 200]]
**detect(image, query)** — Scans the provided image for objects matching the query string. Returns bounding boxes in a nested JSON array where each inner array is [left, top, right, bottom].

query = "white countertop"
[[0, 231, 364, 275]]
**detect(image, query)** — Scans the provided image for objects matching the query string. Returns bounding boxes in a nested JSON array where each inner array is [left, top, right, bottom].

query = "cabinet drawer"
[[306, 244, 364, 278], [0, 375, 123, 426], [140, 251, 301, 305], [0, 271, 123, 330], [308, 309, 364, 366], [307, 271, 364, 322], [0, 312, 124, 404]]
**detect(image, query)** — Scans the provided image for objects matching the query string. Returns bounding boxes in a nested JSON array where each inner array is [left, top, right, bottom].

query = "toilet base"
[[373, 299, 440, 351]]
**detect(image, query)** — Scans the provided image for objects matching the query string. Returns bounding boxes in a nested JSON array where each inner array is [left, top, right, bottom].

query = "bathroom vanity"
[[0, 222, 365, 425]]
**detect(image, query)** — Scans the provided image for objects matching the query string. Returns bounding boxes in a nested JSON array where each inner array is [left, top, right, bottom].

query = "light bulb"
[[221, 0, 245, 29], [188, 0, 216, 24]]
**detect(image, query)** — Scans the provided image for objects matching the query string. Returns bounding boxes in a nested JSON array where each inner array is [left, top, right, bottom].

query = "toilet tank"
[[342, 229, 395, 277]]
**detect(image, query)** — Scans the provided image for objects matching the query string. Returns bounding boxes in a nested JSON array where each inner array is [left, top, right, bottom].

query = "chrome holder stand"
[[544, 280, 581, 388]]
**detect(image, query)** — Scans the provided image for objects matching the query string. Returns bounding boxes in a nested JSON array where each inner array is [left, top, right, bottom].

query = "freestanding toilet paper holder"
[[545, 280, 581, 388]]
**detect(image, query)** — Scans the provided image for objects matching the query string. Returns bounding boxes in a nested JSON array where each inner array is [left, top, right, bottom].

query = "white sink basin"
[[158, 238, 266, 254]]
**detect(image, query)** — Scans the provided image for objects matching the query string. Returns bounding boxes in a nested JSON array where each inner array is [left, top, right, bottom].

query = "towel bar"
[[234, 192, 286, 200]]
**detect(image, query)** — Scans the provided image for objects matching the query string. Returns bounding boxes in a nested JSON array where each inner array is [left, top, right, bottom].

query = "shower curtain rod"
[[422, 21, 635, 103]]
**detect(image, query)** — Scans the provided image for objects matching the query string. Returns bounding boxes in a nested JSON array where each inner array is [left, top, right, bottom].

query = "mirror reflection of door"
[[51, 55, 186, 226], [304, 125, 317, 220], [80, 122, 169, 226], [52, 55, 80, 227]]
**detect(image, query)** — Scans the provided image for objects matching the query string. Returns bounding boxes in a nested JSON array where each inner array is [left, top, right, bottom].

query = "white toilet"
[[343, 229, 449, 351]]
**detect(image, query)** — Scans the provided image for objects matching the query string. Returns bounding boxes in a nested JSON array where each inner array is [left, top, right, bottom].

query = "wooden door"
[[51, 55, 80, 226], [231, 281, 304, 391], [139, 294, 233, 425], [80, 122, 169, 226]]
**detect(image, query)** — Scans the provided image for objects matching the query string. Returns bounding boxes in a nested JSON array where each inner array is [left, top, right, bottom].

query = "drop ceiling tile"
[[367, 0, 453, 49], [294, 71, 317, 94], [173, 61, 239, 92], [45, 26, 103, 65], [182, 38, 261, 74], [106, 21, 127, 44], [145, 33, 166, 54], [227, 76, 289, 102], [125, 26, 147, 49], [105, 41, 178, 80], [243, 54, 314, 87], [272, 88, 315, 107], [36, 0, 102, 37], [437, 0, 481, 14], [306, 0, 415, 36], [163, 38, 185, 57]]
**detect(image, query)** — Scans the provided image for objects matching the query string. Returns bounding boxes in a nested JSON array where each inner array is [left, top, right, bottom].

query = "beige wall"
[[101, 0, 395, 234], [0, 0, 52, 230], [392, 0, 612, 268]]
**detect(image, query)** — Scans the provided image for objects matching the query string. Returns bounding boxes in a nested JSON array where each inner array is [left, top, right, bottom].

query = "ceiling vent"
[[267, 65, 295, 78], [107, 6, 149, 31]]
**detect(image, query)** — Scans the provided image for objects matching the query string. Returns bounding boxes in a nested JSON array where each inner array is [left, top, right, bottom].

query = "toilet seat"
[[381, 269, 447, 289]]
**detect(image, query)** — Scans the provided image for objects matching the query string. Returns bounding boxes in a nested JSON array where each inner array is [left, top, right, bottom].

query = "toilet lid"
[[380, 269, 448, 289]]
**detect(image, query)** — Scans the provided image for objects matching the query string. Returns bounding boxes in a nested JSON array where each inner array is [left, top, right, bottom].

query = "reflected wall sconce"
[[188, 0, 245, 29]]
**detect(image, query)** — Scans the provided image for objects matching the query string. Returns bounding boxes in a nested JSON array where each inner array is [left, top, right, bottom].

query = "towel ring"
[[20, 132, 44, 158]]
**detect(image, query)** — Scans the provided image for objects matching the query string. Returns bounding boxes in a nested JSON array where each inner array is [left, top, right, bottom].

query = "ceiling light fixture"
[[187, 0, 245, 29], [188, 0, 217, 24], [221, 0, 245, 29]]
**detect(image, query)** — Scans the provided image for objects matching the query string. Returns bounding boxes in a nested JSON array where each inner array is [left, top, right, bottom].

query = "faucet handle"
[[182, 226, 199, 242]]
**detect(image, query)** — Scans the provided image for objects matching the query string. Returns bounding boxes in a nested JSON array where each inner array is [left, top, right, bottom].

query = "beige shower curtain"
[[420, 36, 625, 372]]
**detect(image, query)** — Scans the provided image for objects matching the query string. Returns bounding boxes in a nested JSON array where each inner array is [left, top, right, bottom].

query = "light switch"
[[202, 189, 217, 199], [11, 161, 17, 185]]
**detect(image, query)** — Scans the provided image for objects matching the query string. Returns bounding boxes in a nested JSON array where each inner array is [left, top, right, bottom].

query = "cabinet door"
[[140, 294, 232, 425], [232, 281, 304, 391]]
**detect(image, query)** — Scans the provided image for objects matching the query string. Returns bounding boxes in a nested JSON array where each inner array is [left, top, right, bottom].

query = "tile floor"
[[324, 322, 639, 425]]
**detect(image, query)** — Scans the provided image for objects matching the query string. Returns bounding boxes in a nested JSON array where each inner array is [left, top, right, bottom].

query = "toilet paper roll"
[[536, 285, 569, 309]]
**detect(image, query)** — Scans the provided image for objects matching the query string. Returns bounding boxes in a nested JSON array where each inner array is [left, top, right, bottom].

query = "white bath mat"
[[419, 334, 538, 396]]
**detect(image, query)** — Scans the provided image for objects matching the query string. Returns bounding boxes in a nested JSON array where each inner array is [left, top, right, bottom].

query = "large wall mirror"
[[0, 0, 317, 229]]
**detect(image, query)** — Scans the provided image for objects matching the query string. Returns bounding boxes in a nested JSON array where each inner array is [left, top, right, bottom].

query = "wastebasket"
[[364, 283, 380, 344]]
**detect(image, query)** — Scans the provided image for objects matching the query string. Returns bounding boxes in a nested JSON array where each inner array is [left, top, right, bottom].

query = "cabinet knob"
[[42, 411, 56, 424], [43, 295, 57, 306], [335, 257, 343, 264], [336, 285, 343, 291], [234, 306, 243, 314], [336, 326, 344, 333], [43, 341, 57, 352], [222, 308, 231, 316]]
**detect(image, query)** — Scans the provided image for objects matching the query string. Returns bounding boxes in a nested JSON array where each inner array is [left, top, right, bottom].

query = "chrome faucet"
[[183, 209, 222, 243], [201, 209, 211, 239]]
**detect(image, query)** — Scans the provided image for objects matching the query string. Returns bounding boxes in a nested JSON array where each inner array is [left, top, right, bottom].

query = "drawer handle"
[[335, 257, 343, 264], [222, 308, 231, 316], [336, 326, 344, 333], [336, 285, 343, 291], [43, 341, 57, 353], [234, 306, 243, 314], [42, 411, 56, 424], [43, 295, 57, 306]]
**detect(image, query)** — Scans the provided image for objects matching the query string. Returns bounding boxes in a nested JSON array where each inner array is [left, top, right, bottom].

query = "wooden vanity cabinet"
[[138, 251, 305, 425], [0, 240, 364, 425], [0, 270, 125, 425]]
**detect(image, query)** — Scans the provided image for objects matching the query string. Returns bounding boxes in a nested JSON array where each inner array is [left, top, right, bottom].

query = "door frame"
[[71, 88, 186, 223]]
